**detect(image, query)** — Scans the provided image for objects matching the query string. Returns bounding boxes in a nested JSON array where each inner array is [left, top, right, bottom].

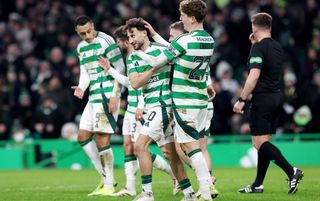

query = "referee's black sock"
[[252, 150, 270, 187], [259, 141, 294, 178]]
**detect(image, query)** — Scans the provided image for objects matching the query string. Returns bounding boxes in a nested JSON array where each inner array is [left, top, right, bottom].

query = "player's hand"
[[108, 96, 119, 113], [98, 56, 111, 72], [233, 101, 245, 114], [71, 86, 84, 99], [207, 84, 216, 101], [142, 19, 156, 37], [135, 108, 144, 121]]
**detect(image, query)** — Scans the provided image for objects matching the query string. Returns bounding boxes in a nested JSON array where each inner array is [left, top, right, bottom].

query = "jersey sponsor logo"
[[196, 37, 213, 42], [249, 56, 263, 64], [147, 75, 160, 83]]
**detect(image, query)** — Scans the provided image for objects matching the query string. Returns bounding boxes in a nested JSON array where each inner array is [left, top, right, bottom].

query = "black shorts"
[[249, 92, 283, 135]]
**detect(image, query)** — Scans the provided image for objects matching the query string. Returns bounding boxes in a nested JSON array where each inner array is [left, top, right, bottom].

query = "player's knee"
[[77, 129, 93, 142], [134, 142, 146, 155]]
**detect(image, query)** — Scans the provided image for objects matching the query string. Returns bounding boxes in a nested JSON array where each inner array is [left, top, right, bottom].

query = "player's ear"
[[191, 16, 197, 24]]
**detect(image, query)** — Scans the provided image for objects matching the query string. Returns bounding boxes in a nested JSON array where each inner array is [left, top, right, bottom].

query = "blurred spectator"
[[33, 94, 65, 139], [296, 69, 320, 132], [61, 122, 78, 141], [8, 12, 34, 55]]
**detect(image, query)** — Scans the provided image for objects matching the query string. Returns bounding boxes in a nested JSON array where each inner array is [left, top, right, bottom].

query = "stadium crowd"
[[0, 0, 320, 141]]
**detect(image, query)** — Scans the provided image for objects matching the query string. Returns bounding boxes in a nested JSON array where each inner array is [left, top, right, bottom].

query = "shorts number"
[[95, 113, 101, 128], [188, 56, 211, 80], [147, 111, 156, 121], [132, 122, 137, 133]]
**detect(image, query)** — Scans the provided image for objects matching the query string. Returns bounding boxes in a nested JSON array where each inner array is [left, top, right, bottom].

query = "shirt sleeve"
[[152, 33, 170, 46], [77, 46, 90, 91], [78, 64, 90, 92], [102, 35, 126, 97], [108, 67, 129, 87], [163, 37, 186, 62], [248, 43, 263, 70]]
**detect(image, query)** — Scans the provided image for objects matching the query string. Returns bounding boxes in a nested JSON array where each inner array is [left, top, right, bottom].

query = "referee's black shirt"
[[247, 38, 284, 93]]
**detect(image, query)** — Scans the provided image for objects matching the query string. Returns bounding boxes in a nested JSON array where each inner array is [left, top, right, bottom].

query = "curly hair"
[[179, 0, 208, 22]]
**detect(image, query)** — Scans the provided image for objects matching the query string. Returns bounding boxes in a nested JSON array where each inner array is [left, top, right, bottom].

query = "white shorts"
[[173, 108, 207, 143], [202, 102, 214, 137], [140, 106, 174, 147], [79, 102, 118, 134], [122, 111, 143, 142]]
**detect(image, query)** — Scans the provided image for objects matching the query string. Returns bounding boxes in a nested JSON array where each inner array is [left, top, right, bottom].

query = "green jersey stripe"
[[79, 43, 102, 53], [143, 84, 170, 94], [104, 43, 117, 54], [109, 54, 122, 63], [146, 49, 161, 57], [131, 65, 152, 74], [131, 55, 142, 61], [145, 95, 171, 104], [172, 91, 208, 100], [80, 54, 104, 65], [89, 75, 114, 85], [89, 86, 113, 95], [171, 40, 185, 54], [172, 77, 207, 89]]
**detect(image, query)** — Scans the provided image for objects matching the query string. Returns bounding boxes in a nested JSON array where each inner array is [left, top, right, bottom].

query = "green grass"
[[0, 167, 319, 201]]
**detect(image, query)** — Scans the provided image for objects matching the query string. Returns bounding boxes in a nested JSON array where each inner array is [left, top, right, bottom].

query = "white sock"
[[124, 155, 137, 192], [152, 153, 174, 178], [99, 146, 114, 189], [141, 175, 152, 193], [189, 150, 212, 200], [80, 140, 105, 181]]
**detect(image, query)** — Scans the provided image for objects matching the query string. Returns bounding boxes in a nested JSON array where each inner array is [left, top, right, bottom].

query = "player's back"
[[171, 30, 214, 109]]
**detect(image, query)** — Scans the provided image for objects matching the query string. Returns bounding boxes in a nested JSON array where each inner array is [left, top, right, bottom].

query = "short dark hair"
[[125, 17, 150, 36], [74, 15, 92, 27], [114, 25, 128, 41], [179, 0, 207, 22], [169, 21, 187, 34], [251, 12, 272, 30]]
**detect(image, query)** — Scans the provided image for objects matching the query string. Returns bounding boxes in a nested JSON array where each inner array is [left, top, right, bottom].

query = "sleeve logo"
[[168, 45, 178, 57], [249, 57, 263, 64]]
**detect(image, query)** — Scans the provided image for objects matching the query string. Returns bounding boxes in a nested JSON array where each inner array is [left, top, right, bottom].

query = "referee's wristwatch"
[[237, 97, 247, 103]]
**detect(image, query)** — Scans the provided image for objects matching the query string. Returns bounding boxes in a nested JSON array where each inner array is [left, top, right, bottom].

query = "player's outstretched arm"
[[135, 50, 168, 69], [98, 57, 129, 87]]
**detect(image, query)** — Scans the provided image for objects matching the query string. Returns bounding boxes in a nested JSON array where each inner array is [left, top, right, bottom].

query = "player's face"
[[116, 38, 128, 53], [75, 22, 96, 43], [169, 28, 184, 42], [180, 12, 191, 32], [127, 28, 146, 50]]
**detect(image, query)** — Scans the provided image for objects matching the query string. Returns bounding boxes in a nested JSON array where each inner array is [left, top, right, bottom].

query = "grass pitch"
[[0, 166, 319, 201]]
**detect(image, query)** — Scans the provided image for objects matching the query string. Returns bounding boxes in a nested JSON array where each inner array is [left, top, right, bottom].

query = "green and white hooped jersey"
[[77, 31, 124, 103], [164, 30, 214, 109], [128, 42, 171, 110], [126, 56, 142, 114]]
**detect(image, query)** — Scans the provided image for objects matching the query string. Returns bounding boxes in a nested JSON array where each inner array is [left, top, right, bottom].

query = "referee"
[[233, 12, 304, 194]]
